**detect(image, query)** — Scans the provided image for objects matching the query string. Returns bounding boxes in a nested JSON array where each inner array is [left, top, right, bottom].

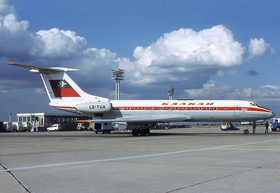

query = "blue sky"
[[0, 0, 279, 121]]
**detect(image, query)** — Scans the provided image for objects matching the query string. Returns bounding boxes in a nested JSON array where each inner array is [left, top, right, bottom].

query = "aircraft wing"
[[85, 116, 192, 124]]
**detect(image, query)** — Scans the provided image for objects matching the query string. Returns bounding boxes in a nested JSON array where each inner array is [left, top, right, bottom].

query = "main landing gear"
[[130, 124, 155, 136], [132, 128, 150, 136]]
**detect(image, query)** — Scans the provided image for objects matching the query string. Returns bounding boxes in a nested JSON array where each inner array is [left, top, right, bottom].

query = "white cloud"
[[0, 0, 118, 89], [185, 80, 236, 99], [248, 38, 274, 59], [34, 88, 45, 95], [36, 28, 88, 59], [0, 0, 15, 14], [184, 80, 280, 103], [0, 0, 36, 58], [215, 70, 243, 79], [216, 70, 225, 77], [0, 0, 115, 66], [119, 25, 245, 87], [133, 25, 245, 67]]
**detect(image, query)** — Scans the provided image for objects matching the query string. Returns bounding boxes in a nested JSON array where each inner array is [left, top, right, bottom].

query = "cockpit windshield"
[[250, 102, 260, 107], [250, 102, 272, 112]]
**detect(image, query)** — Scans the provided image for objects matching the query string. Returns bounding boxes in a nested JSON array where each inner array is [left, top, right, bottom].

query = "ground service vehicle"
[[94, 122, 114, 134], [270, 118, 280, 132], [47, 124, 61, 132], [220, 122, 239, 131]]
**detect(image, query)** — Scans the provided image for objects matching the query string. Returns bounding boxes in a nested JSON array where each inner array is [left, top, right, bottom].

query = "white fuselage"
[[51, 99, 275, 123]]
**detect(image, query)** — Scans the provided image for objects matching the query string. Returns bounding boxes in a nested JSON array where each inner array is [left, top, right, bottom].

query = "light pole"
[[111, 69, 124, 100], [167, 87, 174, 100], [8, 112, 12, 122]]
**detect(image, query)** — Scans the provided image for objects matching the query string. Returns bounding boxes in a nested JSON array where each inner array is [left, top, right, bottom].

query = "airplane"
[[6, 62, 276, 136]]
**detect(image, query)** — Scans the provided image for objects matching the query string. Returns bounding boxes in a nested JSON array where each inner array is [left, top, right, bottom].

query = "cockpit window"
[[250, 103, 260, 107]]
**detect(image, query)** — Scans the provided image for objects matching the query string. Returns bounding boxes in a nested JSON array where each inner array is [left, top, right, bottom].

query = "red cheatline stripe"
[[113, 106, 271, 113], [52, 106, 76, 109]]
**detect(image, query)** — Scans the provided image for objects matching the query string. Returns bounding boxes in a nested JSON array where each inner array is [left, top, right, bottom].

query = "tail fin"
[[6, 63, 108, 102], [40, 72, 83, 99]]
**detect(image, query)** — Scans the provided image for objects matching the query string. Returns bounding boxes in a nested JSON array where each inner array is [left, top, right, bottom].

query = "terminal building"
[[17, 113, 91, 132]]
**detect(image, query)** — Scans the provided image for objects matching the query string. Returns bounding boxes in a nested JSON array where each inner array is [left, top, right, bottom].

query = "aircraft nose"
[[272, 111, 276, 118]]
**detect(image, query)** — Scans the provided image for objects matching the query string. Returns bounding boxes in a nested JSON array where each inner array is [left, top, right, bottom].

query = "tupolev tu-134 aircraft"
[[6, 63, 275, 136]]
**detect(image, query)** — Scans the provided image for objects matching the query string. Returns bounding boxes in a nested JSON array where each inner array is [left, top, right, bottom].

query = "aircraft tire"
[[146, 128, 150, 135], [139, 128, 150, 136], [132, 129, 139, 136], [140, 129, 146, 136]]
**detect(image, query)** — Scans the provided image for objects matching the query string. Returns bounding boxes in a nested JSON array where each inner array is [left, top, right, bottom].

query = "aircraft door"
[[234, 105, 241, 115]]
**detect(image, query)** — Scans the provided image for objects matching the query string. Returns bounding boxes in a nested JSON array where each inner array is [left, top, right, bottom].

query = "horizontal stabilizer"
[[6, 63, 78, 74]]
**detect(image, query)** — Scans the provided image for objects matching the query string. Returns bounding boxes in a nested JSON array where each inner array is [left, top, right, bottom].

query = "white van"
[[47, 124, 61, 132]]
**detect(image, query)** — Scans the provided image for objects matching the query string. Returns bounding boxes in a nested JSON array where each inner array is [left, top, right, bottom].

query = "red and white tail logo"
[[49, 80, 80, 97]]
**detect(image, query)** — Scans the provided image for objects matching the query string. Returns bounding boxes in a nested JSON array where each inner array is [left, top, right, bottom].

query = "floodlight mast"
[[8, 112, 12, 122], [111, 69, 124, 100], [167, 87, 174, 100]]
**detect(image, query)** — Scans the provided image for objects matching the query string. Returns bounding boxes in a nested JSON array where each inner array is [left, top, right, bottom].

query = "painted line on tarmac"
[[1, 138, 280, 172], [2, 143, 280, 151]]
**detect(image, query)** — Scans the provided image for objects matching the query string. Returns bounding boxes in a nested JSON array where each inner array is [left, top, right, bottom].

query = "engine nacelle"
[[76, 102, 112, 113]]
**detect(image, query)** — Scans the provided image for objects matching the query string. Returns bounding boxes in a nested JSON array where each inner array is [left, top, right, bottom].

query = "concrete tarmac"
[[1, 127, 280, 193]]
